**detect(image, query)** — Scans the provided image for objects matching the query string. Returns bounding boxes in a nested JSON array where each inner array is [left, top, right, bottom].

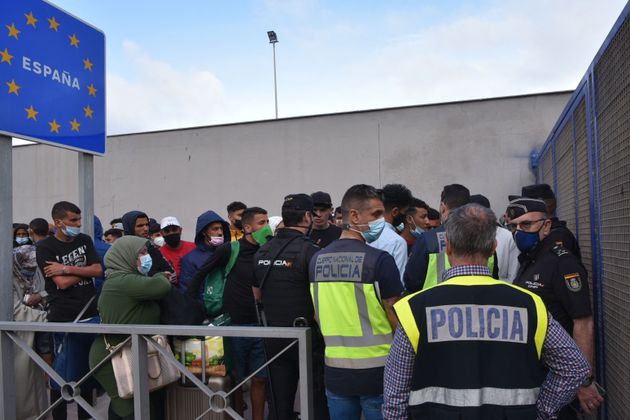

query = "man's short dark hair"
[[282, 209, 307, 227], [340, 184, 383, 222], [149, 220, 161, 234], [445, 204, 497, 259], [29, 218, 49, 236], [470, 194, 491, 209], [334, 206, 342, 215], [380, 184, 413, 212], [440, 184, 470, 210], [427, 208, 440, 221], [104, 228, 123, 239], [110, 217, 122, 226], [51, 201, 81, 220], [406, 198, 429, 216], [241, 207, 268, 226], [227, 201, 247, 214]]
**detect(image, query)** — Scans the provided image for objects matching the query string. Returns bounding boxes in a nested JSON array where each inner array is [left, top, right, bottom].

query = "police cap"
[[521, 184, 555, 200], [506, 198, 547, 220], [283, 194, 314, 212], [508, 194, 520, 202]]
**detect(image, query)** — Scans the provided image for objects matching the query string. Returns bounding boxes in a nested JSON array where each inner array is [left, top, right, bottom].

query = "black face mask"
[[234, 220, 243, 230], [163, 233, 181, 248], [392, 213, 406, 228]]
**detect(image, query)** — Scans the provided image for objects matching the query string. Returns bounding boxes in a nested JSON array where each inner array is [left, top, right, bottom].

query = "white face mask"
[[152, 236, 165, 247]]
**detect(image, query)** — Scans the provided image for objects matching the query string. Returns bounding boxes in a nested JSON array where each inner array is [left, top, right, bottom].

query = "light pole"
[[267, 31, 278, 119]]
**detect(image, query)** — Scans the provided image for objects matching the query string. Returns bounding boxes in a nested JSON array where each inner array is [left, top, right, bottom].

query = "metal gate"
[[533, 3, 630, 418]]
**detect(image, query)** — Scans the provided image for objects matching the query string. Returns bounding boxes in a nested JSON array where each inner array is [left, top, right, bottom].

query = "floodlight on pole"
[[267, 31, 279, 119]]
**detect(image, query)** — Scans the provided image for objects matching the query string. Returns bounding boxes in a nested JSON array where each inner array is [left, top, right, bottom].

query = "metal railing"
[[0, 322, 313, 420]]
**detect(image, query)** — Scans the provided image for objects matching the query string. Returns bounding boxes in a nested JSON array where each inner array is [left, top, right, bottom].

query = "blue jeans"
[[231, 324, 268, 381], [325, 389, 383, 420]]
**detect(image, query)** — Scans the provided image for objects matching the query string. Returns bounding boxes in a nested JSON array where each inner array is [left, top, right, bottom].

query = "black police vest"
[[398, 276, 547, 420], [254, 232, 315, 326]]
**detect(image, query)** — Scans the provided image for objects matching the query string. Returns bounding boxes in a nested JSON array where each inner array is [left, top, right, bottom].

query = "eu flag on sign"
[[0, 0, 105, 155]]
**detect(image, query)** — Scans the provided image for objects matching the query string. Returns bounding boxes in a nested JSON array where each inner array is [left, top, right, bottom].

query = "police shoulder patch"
[[564, 273, 582, 292], [552, 245, 569, 257]]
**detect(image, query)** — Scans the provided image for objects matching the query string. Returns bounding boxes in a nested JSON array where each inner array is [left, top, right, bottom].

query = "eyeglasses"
[[508, 219, 547, 231]]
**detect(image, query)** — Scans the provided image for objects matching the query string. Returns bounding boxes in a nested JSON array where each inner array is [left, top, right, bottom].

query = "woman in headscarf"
[[89, 236, 172, 419], [12, 244, 49, 419], [13, 223, 33, 247]]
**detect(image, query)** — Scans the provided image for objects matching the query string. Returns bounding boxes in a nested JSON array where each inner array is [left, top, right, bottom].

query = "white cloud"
[[273, 0, 626, 119], [107, 40, 226, 134], [349, 0, 628, 107]]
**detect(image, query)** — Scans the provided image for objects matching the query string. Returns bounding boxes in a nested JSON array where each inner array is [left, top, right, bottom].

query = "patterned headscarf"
[[13, 244, 38, 293]]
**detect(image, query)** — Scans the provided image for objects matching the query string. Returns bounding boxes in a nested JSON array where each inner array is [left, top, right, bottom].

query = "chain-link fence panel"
[[594, 11, 630, 418], [554, 119, 576, 234]]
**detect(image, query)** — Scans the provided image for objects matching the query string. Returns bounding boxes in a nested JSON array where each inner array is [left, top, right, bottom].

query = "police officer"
[[403, 184, 471, 292], [383, 204, 590, 419], [253, 193, 329, 420], [509, 198, 603, 417], [521, 183, 582, 260], [310, 184, 403, 419]]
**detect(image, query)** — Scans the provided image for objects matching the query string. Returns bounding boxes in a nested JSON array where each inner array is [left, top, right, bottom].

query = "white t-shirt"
[[370, 222, 407, 285], [496, 226, 520, 283]]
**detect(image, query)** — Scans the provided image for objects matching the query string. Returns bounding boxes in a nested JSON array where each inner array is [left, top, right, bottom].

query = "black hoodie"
[[121, 210, 174, 277]]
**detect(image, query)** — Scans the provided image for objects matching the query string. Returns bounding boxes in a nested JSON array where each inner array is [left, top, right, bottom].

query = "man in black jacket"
[[253, 194, 329, 420]]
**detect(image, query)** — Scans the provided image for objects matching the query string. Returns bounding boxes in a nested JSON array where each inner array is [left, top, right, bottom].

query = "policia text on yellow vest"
[[395, 275, 548, 419]]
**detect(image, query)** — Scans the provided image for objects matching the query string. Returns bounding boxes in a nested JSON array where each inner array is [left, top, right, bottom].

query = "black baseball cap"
[[521, 184, 555, 200], [311, 191, 333, 207], [283, 194, 314, 212]]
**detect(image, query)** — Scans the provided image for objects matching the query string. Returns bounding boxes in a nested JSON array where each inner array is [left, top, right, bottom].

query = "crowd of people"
[[9, 182, 604, 420]]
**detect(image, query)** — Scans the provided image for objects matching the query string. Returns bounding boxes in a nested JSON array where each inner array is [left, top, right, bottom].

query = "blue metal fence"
[[532, 3, 630, 418]]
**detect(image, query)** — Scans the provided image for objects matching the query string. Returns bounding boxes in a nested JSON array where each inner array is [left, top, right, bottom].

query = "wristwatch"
[[581, 375, 594, 387]]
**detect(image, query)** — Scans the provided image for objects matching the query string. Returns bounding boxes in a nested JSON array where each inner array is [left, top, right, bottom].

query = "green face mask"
[[251, 225, 273, 246]]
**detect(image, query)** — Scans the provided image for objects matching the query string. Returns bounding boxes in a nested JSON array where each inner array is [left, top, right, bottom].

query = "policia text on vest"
[[427, 304, 527, 343], [393, 275, 549, 419]]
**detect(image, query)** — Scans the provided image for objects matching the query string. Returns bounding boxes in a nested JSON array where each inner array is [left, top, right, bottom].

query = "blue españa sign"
[[0, 0, 105, 155]]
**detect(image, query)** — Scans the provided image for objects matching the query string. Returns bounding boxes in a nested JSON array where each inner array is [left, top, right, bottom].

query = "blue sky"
[[21, 0, 630, 135]]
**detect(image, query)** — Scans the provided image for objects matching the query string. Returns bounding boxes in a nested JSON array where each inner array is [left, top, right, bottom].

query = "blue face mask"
[[411, 226, 424, 239], [360, 217, 386, 243], [138, 254, 153, 275], [62, 224, 81, 238], [514, 230, 540, 253], [15, 237, 29, 245]]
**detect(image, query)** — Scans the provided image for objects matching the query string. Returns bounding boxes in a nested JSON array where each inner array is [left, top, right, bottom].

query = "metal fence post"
[[0, 135, 16, 419], [298, 328, 313, 420], [132, 334, 150, 420], [78, 153, 95, 239]]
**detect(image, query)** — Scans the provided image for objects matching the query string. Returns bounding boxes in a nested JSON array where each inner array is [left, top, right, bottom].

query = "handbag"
[[104, 334, 180, 399]]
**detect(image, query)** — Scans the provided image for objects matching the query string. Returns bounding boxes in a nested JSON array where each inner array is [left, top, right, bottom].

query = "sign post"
[[0, 1, 105, 416], [0, 135, 15, 419]]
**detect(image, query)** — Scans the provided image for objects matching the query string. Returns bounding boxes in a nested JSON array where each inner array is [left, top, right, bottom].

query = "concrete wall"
[[11, 91, 571, 241]]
